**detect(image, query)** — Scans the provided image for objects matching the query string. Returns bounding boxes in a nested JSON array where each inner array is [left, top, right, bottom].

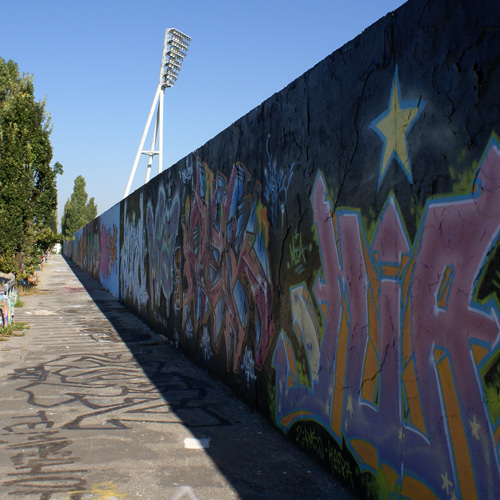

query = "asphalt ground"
[[0, 253, 356, 500]]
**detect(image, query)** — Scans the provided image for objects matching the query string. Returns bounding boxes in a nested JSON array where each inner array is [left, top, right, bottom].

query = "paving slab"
[[0, 254, 356, 500]]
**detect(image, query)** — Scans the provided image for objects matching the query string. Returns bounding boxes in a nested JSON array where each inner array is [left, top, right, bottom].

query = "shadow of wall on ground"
[[62, 255, 356, 500]]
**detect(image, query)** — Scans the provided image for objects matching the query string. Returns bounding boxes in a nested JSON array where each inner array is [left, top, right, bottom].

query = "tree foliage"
[[61, 175, 97, 238], [0, 57, 63, 280]]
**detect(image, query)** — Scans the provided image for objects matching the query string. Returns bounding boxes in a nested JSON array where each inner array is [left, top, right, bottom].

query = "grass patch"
[[0, 322, 30, 339], [15, 297, 24, 307], [19, 284, 50, 296], [19, 283, 39, 295]]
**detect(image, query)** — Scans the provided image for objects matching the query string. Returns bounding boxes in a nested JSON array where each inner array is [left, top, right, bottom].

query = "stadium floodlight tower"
[[124, 28, 191, 198]]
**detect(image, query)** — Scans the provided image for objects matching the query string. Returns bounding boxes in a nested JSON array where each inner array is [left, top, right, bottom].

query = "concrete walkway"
[[0, 254, 355, 500]]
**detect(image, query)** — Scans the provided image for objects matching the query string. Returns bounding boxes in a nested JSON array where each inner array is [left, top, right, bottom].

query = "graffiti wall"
[[99, 204, 120, 298], [64, 0, 500, 497], [68, 204, 120, 298], [0, 274, 17, 328]]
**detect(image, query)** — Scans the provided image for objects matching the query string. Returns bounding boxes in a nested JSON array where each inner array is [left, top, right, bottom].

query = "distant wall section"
[[64, 1, 500, 498], [67, 203, 120, 299]]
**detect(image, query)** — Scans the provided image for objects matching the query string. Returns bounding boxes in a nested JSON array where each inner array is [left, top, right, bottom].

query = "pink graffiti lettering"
[[274, 138, 500, 499]]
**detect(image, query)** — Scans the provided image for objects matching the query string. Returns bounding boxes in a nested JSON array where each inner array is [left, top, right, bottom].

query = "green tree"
[[61, 175, 97, 238], [0, 58, 62, 279]]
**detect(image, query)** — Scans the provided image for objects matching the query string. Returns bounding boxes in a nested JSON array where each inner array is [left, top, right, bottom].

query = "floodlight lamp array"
[[162, 28, 191, 89]]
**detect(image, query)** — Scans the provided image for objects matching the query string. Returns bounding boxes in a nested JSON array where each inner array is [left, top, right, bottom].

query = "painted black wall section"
[[65, 1, 500, 498]]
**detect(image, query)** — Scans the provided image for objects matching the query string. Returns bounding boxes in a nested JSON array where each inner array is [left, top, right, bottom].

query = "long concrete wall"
[[64, 0, 500, 497]]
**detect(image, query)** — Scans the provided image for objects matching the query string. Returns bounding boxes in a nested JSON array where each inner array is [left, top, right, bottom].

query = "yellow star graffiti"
[[371, 68, 424, 188]]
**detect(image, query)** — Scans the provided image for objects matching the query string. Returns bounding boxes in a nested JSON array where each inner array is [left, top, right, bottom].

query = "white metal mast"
[[124, 28, 191, 198]]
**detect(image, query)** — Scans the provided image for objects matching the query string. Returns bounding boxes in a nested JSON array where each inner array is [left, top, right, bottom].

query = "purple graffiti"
[[274, 138, 500, 499]]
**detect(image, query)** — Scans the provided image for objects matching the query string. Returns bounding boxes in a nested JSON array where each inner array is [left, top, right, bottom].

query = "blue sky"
[[0, 0, 406, 226]]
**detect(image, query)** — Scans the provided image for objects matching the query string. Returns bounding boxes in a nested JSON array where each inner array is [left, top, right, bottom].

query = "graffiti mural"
[[286, 230, 312, 276], [273, 137, 500, 499], [72, 218, 101, 281], [182, 159, 273, 373], [99, 204, 120, 298], [0, 275, 17, 328], [120, 195, 148, 310], [62, 3, 500, 498], [146, 184, 180, 312], [263, 136, 295, 227]]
